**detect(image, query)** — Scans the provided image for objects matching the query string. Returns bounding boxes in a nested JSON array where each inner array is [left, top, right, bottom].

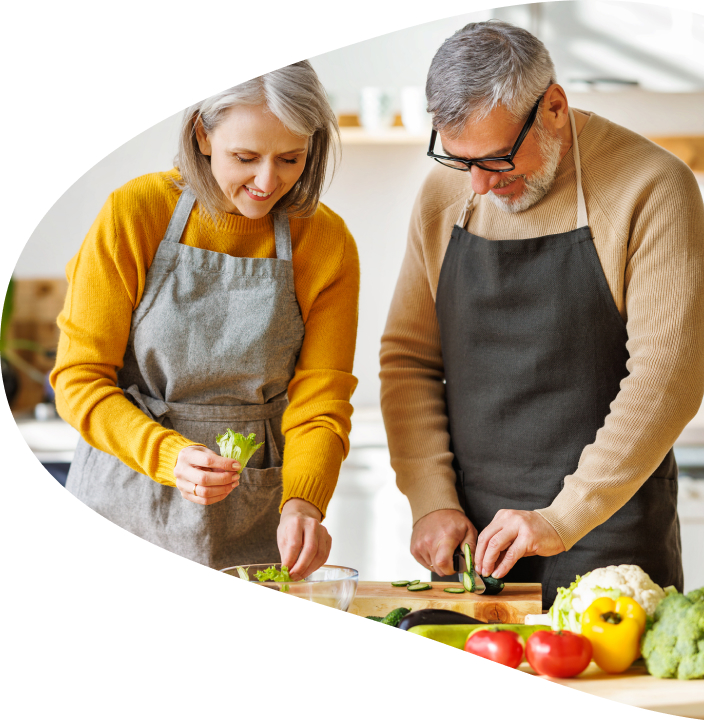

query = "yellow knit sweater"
[[380, 111, 704, 550], [51, 169, 360, 517]]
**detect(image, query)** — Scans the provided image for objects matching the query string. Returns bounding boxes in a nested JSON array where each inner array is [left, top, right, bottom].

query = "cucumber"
[[462, 571, 476, 593], [365, 616, 385, 622], [463, 543, 474, 575], [391, 581, 411, 587], [408, 580, 421, 586], [381, 607, 411, 627], [444, 587, 465, 594], [407, 583, 432, 591], [481, 575, 505, 595]]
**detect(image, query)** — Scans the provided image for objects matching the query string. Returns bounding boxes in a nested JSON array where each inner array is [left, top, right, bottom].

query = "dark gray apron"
[[66, 188, 305, 569], [434, 110, 682, 608]]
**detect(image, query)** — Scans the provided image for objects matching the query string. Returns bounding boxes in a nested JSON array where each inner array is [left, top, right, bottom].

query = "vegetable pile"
[[548, 564, 673, 633], [641, 588, 704, 679], [215, 429, 264, 467]]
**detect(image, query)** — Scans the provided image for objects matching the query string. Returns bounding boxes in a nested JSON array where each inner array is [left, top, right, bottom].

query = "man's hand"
[[474, 510, 565, 578], [410, 509, 478, 576], [277, 499, 331, 581]]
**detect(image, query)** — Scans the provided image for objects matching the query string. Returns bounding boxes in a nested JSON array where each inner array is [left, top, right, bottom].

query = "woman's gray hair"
[[426, 20, 556, 137], [175, 60, 339, 220]]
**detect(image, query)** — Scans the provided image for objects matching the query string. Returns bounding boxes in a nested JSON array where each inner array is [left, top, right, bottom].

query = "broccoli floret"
[[642, 590, 704, 679]]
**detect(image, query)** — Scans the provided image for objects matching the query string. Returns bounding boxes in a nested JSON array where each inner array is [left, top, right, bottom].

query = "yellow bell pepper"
[[581, 596, 647, 673]]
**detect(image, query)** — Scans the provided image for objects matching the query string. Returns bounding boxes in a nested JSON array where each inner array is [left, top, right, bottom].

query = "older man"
[[380, 20, 704, 607]]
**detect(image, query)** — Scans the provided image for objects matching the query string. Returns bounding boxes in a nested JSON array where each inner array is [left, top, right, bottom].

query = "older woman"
[[51, 61, 359, 579]]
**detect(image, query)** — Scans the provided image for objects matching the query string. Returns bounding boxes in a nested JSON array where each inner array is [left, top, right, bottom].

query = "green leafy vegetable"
[[642, 588, 704, 679], [234, 566, 249, 581], [254, 565, 292, 583], [215, 429, 264, 468]]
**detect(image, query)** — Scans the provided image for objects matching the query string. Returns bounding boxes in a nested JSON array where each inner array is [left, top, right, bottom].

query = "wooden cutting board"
[[349, 581, 542, 623]]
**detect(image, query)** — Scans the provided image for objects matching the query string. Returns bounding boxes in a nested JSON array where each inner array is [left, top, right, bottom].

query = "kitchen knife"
[[453, 545, 486, 594]]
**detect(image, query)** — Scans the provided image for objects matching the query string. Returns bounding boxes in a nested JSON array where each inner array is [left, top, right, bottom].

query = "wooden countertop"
[[520, 662, 704, 718]]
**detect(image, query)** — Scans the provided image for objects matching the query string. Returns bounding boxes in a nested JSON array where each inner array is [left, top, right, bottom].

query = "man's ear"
[[542, 84, 570, 132]]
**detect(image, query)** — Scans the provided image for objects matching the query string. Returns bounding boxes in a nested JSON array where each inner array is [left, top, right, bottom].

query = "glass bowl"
[[220, 563, 359, 612]]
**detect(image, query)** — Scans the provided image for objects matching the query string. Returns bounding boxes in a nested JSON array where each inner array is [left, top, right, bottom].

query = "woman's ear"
[[194, 118, 212, 156]]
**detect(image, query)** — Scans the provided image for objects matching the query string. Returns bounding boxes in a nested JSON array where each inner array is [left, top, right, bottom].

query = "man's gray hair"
[[176, 60, 339, 220], [426, 20, 556, 137]]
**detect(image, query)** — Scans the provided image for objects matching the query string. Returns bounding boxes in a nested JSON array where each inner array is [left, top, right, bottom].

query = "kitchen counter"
[[521, 662, 704, 718]]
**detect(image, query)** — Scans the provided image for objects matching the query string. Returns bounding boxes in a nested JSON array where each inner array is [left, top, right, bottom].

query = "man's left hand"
[[474, 510, 566, 578]]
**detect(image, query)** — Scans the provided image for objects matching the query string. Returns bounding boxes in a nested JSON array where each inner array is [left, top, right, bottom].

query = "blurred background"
[[3, 1, 704, 588]]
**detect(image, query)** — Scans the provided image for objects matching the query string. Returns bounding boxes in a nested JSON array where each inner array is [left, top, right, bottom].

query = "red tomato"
[[464, 630, 524, 668], [525, 630, 592, 678]]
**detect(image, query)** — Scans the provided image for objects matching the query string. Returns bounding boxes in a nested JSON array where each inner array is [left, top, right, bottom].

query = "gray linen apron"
[[65, 188, 305, 568], [434, 111, 683, 608]]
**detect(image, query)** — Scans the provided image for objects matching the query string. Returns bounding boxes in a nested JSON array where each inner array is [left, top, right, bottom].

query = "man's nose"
[[470, 166, 503, 195]]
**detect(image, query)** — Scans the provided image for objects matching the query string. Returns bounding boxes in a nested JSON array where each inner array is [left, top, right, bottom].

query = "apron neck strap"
[[569, 108, 588, 229], [163, 188, 197, 243], [272, 211, 293, 261]]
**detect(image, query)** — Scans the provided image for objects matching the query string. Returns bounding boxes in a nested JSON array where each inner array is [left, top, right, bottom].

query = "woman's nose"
[[470, 166, 502, 195], [253, 162, 278, 193]]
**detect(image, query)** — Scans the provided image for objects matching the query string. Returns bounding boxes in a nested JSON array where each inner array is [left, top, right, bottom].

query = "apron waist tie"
[[123, 384, 288, 422]]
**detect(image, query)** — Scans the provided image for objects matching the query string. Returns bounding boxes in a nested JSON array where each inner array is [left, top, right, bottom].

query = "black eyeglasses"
[[427, 95, 543, 173]]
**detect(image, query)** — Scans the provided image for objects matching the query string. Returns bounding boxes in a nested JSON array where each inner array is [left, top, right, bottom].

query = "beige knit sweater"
[[380, 111, 704, 551]]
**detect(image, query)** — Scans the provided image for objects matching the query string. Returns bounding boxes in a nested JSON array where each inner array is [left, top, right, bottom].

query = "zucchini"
[[391, 580, 411, 587], [381, 607, 411, 627], [407, 583, 432, 591], [444, 587, 465, 594], [481, 575, 505, 595]]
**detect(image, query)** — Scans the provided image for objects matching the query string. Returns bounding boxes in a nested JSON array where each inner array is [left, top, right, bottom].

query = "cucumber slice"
[[463, 543, 474, 575], [462, 571, 476, 593], [408, 580, 421, 586], [444, 587, 466, 594], [391, 581, 411, 587], [407, 583, 432, 591]]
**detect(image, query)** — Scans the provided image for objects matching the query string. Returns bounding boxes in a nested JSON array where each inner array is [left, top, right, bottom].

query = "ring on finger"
[[193, 483, 199, 497]]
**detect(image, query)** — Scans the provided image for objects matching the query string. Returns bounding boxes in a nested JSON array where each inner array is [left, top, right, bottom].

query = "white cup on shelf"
[[359, 87, 394, 133], [401, 86, 431, 135]]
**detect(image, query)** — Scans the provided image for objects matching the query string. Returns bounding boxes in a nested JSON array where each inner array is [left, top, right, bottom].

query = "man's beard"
[[487, 130, 563, 214]]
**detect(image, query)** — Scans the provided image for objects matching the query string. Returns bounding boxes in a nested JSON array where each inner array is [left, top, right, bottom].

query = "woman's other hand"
[[174, 445, 240, 505], [277, 499, 331, 580]]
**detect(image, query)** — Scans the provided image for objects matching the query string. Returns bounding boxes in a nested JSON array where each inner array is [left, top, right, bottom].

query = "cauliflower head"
[[549, 564, 670, 633], [571, 564, 667, 616]]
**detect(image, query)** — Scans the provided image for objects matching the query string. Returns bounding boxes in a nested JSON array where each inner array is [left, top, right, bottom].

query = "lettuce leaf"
[[215, 429, 264, 468], [254, 565, 292, 583]]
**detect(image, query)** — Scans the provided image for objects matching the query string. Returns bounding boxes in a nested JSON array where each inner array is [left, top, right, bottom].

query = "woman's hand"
[[410, 509, 478, 576], [174, 445, 240, 505], [277, 499, 331, 580]]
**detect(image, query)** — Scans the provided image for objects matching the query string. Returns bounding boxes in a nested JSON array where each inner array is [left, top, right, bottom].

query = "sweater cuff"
[[155, 435, 206, 487], [280, 428, 344, 518], [401, 473, 464, 526], [536, 484, 600, 551]]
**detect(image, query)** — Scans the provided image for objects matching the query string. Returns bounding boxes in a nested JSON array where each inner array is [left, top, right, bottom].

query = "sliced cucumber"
[[408, 580, 421, 586], [463, 543, 474, 575], [407, 583, 432, 591], [462, 571, 476, 593], [481, 575, 505, 595], [391, 580, 411, 587], [444, 587, 465, 594]]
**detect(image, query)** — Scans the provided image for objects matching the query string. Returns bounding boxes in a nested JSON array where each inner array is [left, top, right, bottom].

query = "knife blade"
[[453, 545, 486, 594]]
